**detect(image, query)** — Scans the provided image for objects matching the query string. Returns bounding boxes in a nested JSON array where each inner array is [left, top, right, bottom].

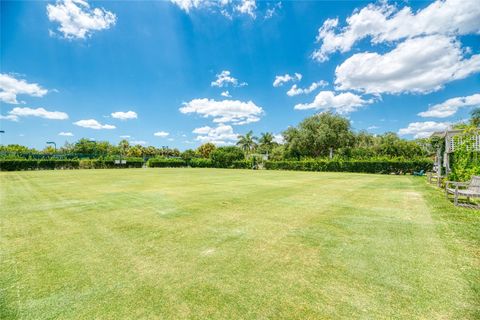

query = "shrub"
[[189, 158, 213, 168], [147, 157, 186, 168], [264, 159, 432, 174], [232, 160, 252, 169], [210, 146, 244, 168], [0, 159, 80, 171]]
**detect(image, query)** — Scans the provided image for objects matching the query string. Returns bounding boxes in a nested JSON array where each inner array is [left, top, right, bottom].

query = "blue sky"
[[1, 0, 479, 150]]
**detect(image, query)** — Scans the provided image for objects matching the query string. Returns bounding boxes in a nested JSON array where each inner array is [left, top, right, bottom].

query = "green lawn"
[[1, 169, 479, 319]]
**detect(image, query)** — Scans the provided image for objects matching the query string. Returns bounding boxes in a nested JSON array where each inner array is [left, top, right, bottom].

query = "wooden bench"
[[445, 176, 480, 207], [427, 172, 443, 187]]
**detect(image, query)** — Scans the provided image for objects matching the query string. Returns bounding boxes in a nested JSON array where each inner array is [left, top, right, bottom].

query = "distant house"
[[430, 129, 480, 175]]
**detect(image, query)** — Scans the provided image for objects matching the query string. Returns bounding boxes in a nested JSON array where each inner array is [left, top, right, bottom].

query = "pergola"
[[430, 129, 480, 176]]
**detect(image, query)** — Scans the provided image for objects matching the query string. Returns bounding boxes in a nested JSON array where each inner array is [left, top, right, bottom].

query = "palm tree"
[[236, 131, 257, 153], [258, 132, 275, 151]]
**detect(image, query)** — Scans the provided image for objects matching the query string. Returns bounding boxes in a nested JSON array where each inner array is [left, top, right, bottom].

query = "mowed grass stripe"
[[1, 169, 479, 319]]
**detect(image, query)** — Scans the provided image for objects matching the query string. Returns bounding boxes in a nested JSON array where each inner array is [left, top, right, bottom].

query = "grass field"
[[1, 168, 479, 319]]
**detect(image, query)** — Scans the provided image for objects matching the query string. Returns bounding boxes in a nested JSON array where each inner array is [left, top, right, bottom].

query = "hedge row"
[[189, 158, 213, 168], [0, 159, 143, 171], [0, 159, 80, 171], [79, 160, 143, 169], [264, 159, 433, 174], [147, 158, 186, 168]]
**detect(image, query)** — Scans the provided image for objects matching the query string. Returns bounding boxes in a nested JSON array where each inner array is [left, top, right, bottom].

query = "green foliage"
[[210, 146, 245, 168], [0, 159, 80, 171], [79, 159, 144, 169], [189, 158, 213, 168], [181, 149, 197, 162], [147, 157, 186, 168], [449, 130, 480, 181], [265, 159, 433, 174], [283, 112, 354, 158], [197, 143, 216, 158], [236, 131, 257, 153]]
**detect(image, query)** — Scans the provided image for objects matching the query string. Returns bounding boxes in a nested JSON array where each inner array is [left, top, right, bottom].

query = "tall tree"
[[258, 132, 275, 153], [197, 143, 216, 158], [236, 131, 257, 153], [470, 107, 480, 127], [283, 112, 354, 158]]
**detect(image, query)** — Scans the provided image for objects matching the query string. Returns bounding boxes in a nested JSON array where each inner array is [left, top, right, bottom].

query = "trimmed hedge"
[[79, 159, 144, 169], [189, 158, 213, 168], [264, 159, 433, 174], [147, 158, 186, 168], [0, 159, 80, 171]]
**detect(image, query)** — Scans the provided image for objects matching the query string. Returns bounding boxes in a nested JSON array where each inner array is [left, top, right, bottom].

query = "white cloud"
[[221, 90, 231, 98], [286, 81, 328, 96], [120, 135, 131, 138], [0, 73, 48, 104], [47, 0, 116, 39], [294, 91, 373, 114], [0, 114, 19, 122], [8, 107, 68, 120], [193, 124, 238, 145], [179, 98, 263, 125], [367, 125, 379, 130], [273, 73, 302, 87], [273, 134, 284, 144], [59, 132, 74, 136], [335, 35, 480, 94], [313, 0, 480, 62], [418, 93, 480, 118], [211, 70, 247, 88], [398, 121, 451, 138], [130, 140, 147, 145], [170, 0, 206, 12], [235, 0, 256, 18], [154, 131, 170, 137], [74, 119, 115, 129], [111, 110, 138, 120]]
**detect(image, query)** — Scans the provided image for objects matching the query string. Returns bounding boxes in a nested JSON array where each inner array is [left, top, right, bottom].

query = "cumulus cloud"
[[74, 119, 115, 129], [313, 0, 480, 62], [154, 131, 170, 137], [235, 0, 256, 18], [193, 124, 238, 145], [287, 81, 328, 96], [294, 91, 373, 114], [47, 0, 116, 39], [273, 73, 302, 87], [221, 90, 231, 98], [0, 74, 48, 104], [179, 98, 263, 125], [111, 110, 138, 120], [7, 107, 68, 120], [273, 134, 284, 144], [418, 93, 480, 118], [170, 0, 260, 18], [398, 121, 450, 138], [211, 70, 247, 88], [59, 132, 74, 136], [0, 114, 19, 122], [130, 140, 147, 145], [334, 35, 480, 94]]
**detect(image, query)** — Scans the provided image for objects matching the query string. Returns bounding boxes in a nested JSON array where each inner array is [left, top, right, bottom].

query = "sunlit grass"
[[1, 169, 479, 319]]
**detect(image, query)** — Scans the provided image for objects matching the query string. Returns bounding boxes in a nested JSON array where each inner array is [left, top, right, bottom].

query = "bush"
[[147, 157, 186, 168], [210, 146, 244, 168], [264, 159, 433, 174], [189, 158, 213, 168], [0, 159, 80, 171], [232, 160, 252, 169]]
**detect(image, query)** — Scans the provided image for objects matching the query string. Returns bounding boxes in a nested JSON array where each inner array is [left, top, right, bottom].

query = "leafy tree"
[[236, 131, 257, 153], [197, 143, 216, 158], [258, 132, 276, 153], [181, 149, 197, 162], [283, 112, 354, 158], [470, 107, 480, 127]]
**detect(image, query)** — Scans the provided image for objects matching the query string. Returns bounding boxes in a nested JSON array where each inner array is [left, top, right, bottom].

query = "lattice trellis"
[[449, 134, 480, 152]]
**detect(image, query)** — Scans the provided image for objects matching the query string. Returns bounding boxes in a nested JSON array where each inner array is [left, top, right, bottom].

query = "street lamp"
[[46, 141, 56, 152]]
